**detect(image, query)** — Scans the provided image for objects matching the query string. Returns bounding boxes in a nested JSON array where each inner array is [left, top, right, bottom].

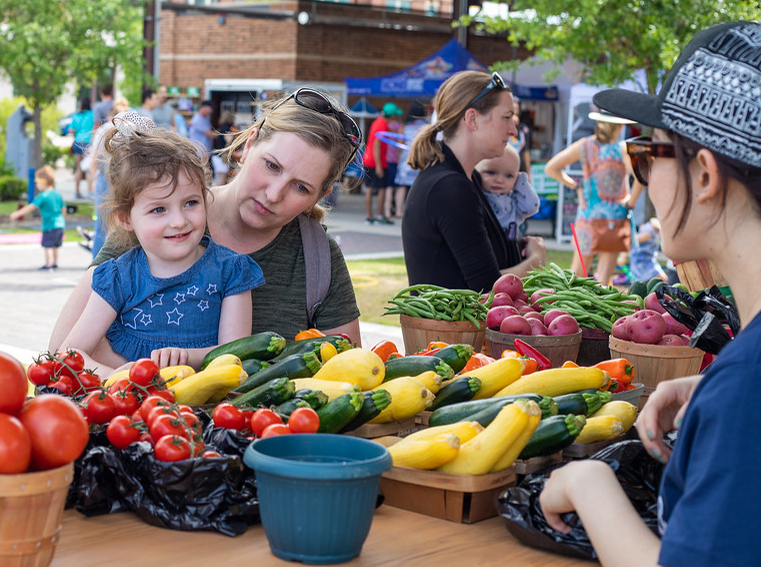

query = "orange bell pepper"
[[426, 341, 448, 350], [593, 358, 635, 384], [294, 328, 326, 341], [500, 350, 538, 375], [461, 352, 495, 374], [562, 361, 580, 369], [371, 340, 401, 363]]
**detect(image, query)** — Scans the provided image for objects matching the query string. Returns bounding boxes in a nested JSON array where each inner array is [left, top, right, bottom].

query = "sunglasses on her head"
[[274, 88, 361, 168], [466, 72, 508, 109]]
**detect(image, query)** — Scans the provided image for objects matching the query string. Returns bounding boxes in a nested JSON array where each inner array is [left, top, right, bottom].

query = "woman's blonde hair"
[[408, 71, 511, 171], [224, 89, 356, 222], [593, 121, 622, 145], [102, 128, 211, 250]]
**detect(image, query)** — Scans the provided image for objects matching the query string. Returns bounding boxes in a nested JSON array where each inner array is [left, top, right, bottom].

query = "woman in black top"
[[402, 71, 545, 292]]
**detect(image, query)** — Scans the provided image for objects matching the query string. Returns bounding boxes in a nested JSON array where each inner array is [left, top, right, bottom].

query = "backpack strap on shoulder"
[[298, 214, 332, 328]]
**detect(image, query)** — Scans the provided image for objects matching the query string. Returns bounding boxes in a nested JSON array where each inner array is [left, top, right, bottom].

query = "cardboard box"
[[374, 437, 516, 523]]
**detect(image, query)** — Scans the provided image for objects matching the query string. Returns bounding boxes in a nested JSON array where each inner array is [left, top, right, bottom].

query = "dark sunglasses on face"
[[466, 72, 508, 109], [274, 88, 361, 168], [626, 136, 682, 185]]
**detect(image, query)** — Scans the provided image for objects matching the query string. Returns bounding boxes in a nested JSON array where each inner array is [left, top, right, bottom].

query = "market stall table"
[[54, 506, 595, 566]]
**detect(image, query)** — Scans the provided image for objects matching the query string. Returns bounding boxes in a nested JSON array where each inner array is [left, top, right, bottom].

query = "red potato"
[[663, 312, 691, 336], [523, 311, 544, 322], [547, 314, 580, 336], [499, 315, 532, 335], [493, 273, 524, 300], [512, 298, 528, 310], [611, 316, 631, 340], [543, 309, 571, 328], [529, 288, 556, 309], [625, 309, 667, 344], [516, 289, 529, 304], [486, 305, 519, 330], [518, 305, 536, 316], [644, 292, 667, 314], [527, 318, 548, 336], [658, 334, 687, 346], [490, 292, 514, 307]]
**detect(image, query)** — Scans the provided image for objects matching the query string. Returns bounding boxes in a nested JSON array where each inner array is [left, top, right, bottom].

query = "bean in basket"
[[383, 284, 490, 328]]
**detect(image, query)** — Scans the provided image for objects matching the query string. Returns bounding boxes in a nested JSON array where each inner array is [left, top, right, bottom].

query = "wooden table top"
[[53, 507, 595, 566]]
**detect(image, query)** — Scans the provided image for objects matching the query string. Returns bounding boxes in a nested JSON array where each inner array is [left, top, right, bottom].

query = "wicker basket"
[[485, 329, 582, 368], [0, 462, 74, 567], [576, 328, 612, 367], [609, 336, 704, 404], [399, 314, 485, 356]]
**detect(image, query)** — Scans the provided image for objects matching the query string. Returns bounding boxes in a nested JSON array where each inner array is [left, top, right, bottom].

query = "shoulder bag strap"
[[298, 214, 332, 327]]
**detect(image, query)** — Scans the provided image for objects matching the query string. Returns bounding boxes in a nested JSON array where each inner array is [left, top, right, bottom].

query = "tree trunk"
[[32, 103, 43, 171]]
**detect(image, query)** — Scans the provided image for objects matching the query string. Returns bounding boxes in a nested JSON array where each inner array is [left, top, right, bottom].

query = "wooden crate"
[[344, 417, 419, 439], [373, 436, 516, 523]]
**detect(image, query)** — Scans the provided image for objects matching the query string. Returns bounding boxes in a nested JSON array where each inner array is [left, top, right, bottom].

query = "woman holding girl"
[[539, 21, 761, 566], [402, 70, 546, 292], [51, 88, 363, 367]]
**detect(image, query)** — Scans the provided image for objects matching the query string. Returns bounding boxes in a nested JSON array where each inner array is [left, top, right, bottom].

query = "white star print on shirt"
[[206, 283, 218, 295], [139, 313, 153, 327], [148, 294, 164, 308], [121, 308, 143, 329], [198, 299, 209, 312], [174, 292, 186, 305], [166, 308, 184, 326], [187, 285, 199, 296]]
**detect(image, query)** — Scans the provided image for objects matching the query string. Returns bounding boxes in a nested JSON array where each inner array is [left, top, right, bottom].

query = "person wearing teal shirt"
[[10, 165, 66, 270], [70, 97, 94, 198]]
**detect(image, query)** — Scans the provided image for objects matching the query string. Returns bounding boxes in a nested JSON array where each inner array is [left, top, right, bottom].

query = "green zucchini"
[[428, 393, 556, 427], [518, 414, 586, 459], [340, 389, 392, 433], [273, 336, 352, 361], [466, 396, 558, 427], [230, 377, 295, 409], [233, 351, 322, 394], [383, 355, 454, 383], [428, 375, 481, 411], [241, 358, 268, 377], [274, 399, 311, 419], [201, 331, 286, 368], [316, 392, 364, 433], [554, 391, 609, 416], [433, 344, 474, 374], [627, 280, 648, 299], [294, 389, 329, 410]]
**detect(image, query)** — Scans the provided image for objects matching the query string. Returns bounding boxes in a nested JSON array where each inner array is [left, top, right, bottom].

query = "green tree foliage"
[[0, 0, 146, 168], [468, 1, 759, 93]]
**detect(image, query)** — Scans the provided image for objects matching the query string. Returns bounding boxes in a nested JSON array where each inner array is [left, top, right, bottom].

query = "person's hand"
[[577, 196, 587, 210], [9, 211, 19, 222], [375, 165, 383, 178], [540, 460, 613, 533], [151, 347, 189, 368], [523, 236, 546, 267], [635, 374, 702, 463]]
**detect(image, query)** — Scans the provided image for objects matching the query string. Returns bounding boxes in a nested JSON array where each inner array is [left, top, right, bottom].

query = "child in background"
[[10, 165, 66, 270], [476, 144, 540, 239], [62, 113, 265, 374], [629, 217, 667, 282]]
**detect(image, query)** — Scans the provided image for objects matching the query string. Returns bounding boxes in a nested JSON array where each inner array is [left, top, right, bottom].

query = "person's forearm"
[[323, 318, 362, 348], [49, 268, 95, 351]]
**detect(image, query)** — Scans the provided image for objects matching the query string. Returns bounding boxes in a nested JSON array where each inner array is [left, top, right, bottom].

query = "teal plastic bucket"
[[243, 434, 392, 565]]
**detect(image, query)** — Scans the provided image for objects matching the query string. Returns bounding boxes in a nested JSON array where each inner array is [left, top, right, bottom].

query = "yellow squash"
[[437, 399, 537, 475], [205, 354, 243, 369], [590, 401, 637, 431], [575, 415, 624, 444], [387, 434, 460, 470], [319, 341, 339, 363], [495, 367, 609, 398], [312, 348, 385, 390], [170, 364, 247, 406], [414, 370, 443, 394], [369, 376, 433, 423], [489, 408, 542, 472], [403, 420, 483, 444], [291, 377, 359, 401], [464, 357, 525, 399], [104, 364, 195, 388]]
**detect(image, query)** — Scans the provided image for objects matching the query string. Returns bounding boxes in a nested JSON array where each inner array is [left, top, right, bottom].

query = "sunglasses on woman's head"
[[274, 88, 361, 167], [466, 72, 507, 109], [626, 136, 680, 185]]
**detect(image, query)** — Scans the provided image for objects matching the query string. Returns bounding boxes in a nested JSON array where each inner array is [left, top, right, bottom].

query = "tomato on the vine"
[[260, 423, 290, 438], [49, 375, 76, 397], [0, 351, 29, 414], [81, 390, 118, 425], [129, 358, 160, 388], [250, 408, 283, 438], [76, 371, 101, 393], [106, 415, 142, 449], [18, 394, 89, 470], [201, 450, 222, 459], [213, 403, 246, 430], [112, 389, 141, 416], [149, 412, 189, 442], [149, 388, 174, 403], [27, 360, 55, 387], [154, 435, 192, 462], [0, 413, 31, 473], [139, 395, 174, 424], [287, 407, 320, 434], [62, 350, 85, 374]]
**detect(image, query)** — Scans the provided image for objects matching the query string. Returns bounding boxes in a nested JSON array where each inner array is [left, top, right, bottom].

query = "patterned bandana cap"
[[593, 21, 761, 168], [112, 111, 157, 140]]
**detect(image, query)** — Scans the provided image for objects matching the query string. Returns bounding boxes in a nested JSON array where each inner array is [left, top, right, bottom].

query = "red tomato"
[[0, 351, 29, 414], [129, 358, 160, 388], [178, 410, 202, 433], [27, 361, 55, 387], [154, 435, 192, 462], [106, 415, 142, 449], [139, 431, 154, 446], [112, 389, 141, 416], [76, 371, 101, 392], [213, 403, 246, 430], [201, 450, 222, 459], [261, 423, 291, 438], [62, 349, 85, 374], [139, 395, 174, 424], [150, 388, 174, 403], [49, 375, 77, 397], [0, 413, 32, 473], [80, 391, 118, 425], [287, 407, 320, 434], [149, 412, 189, 442], [250, 408, 283, 438], [18, 394, 89, 470]]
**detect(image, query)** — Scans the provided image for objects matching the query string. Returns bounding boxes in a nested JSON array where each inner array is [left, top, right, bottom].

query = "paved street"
[[0, 165, 567, 365]]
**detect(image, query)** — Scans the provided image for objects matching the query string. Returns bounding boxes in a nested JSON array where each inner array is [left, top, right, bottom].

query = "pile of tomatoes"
[[212, 404, 320, 438], [27, 349, 101, 397], [1, 351, 90, 474]]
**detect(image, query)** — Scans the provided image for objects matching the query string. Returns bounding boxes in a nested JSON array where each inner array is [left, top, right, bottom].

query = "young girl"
[[62, 113, 264, 373], [629, 217, 667, 283], [476, 144, 540, 239]]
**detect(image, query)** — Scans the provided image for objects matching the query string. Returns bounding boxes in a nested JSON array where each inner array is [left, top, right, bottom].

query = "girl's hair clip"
[[112, 111, 157, 139]]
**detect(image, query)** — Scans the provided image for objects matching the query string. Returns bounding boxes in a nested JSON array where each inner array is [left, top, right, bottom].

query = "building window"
[[386, 0, 412, 11]]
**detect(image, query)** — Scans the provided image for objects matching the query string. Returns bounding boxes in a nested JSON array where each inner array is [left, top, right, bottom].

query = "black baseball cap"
[[593, 21, 761, 168]]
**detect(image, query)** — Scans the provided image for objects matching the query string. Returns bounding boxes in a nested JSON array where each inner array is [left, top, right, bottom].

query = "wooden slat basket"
[[399, 314, 485, 355]]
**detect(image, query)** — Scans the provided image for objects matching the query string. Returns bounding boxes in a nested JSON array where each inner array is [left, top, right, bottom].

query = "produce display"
[[383, 284, 490, 327], [611, 291, 692, 346]]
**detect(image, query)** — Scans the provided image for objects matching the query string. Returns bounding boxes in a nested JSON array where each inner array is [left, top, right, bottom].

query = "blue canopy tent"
[[345, 39, 489, 98]]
